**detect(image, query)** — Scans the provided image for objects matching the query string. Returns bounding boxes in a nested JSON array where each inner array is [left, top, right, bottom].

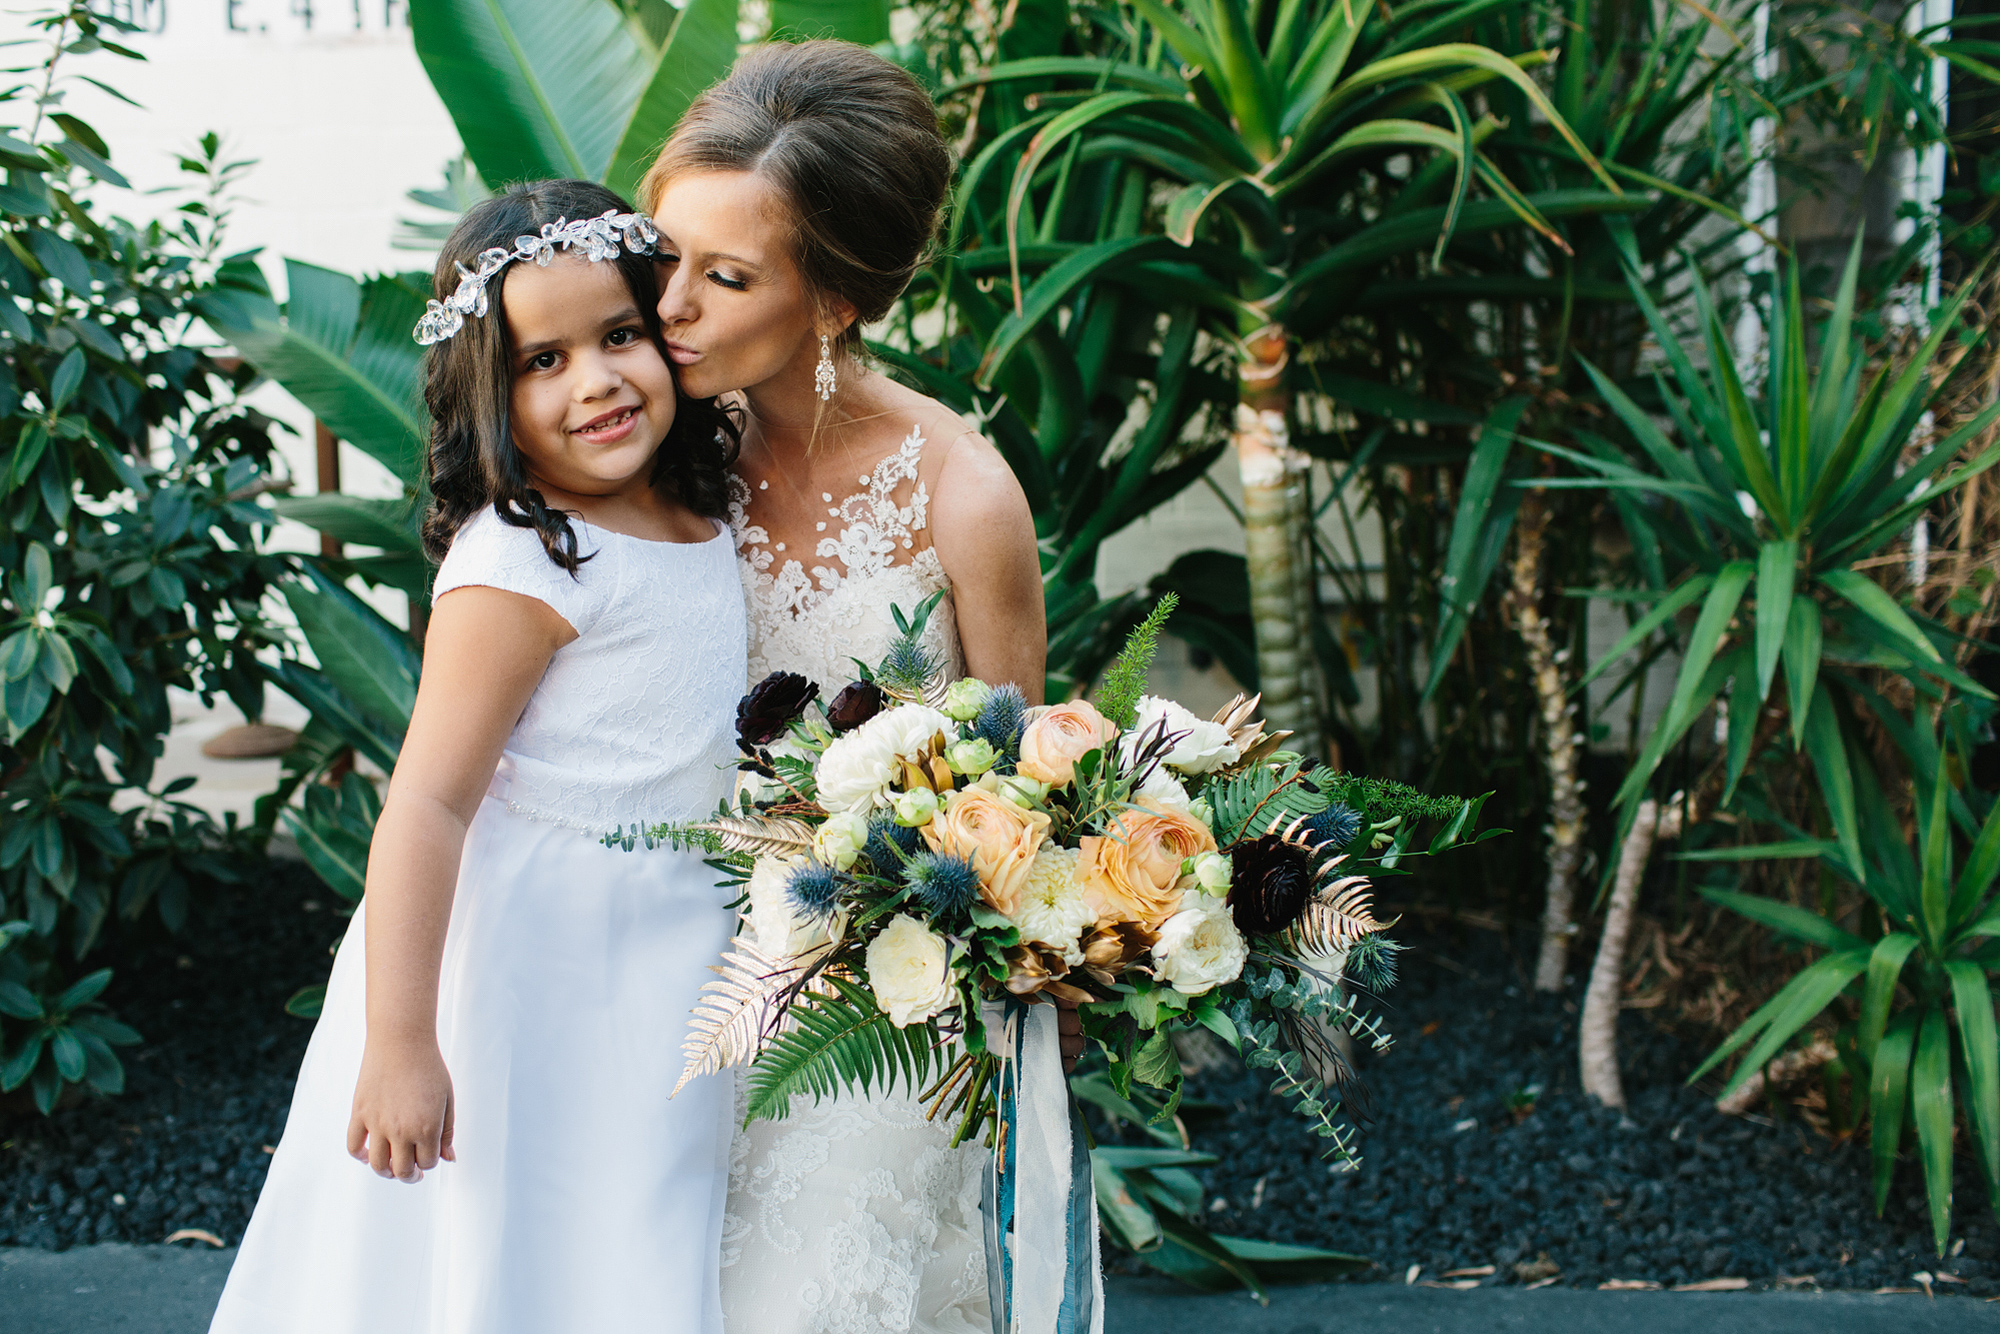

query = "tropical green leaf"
[[1699, 886, 1866, 952], [1576, 574, 1711, 690], [1954, 802, 2000, 933], [1802, 683, 1862, 880], [1911, 1009, 1955, 1254], [1858, 933, 1920, 1066], [1754, 539, 1797, 704], [202, 265, 429, 485], [1782, 594, 1822, 749], [411, 0, 656, 186], [1707, 949, 1871, 1100], [1423, 397, 1526, 705], [1945, 961, 2000, 1205], [604, 0, 741, 199], [269, 495, 422, 553], [282, 574, 420, 732]]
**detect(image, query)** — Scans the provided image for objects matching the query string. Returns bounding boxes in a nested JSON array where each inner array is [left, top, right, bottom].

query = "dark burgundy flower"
[[1227, 836, 1314, 936], [826, 680, 885, 733], [737, 672, 819, 751]]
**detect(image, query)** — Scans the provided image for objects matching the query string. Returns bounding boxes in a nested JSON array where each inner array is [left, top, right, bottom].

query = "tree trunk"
[[1579, 705, 1788, 1107], [1579, 797, 1684, 1108], [1507, 495, 1587, 993], [1235, 325, 1318, 755]]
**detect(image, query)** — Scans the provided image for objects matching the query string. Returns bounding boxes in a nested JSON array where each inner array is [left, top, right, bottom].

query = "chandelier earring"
[[814, 333, 837, 402]]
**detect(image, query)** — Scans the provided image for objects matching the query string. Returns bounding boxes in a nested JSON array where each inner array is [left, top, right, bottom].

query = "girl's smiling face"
[[504, 254, 678, 498]]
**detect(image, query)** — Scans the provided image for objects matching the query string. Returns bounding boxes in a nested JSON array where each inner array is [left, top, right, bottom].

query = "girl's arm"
[[347, 586, 574, 1182], [930, 432, 1046, 704]]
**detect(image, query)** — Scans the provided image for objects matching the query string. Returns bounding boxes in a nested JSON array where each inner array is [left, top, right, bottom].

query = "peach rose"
[[1017, 701, 1119, 787], [922, 787, 1052, 915], [1076, 801, 1218, 930]]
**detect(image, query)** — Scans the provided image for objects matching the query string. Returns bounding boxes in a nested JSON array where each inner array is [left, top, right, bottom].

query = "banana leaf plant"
[[1548, 228, 2000, 860], [198, 259, 433, 605], [1685, 711, 2000, 1255], [944, 0, 1633, 749]]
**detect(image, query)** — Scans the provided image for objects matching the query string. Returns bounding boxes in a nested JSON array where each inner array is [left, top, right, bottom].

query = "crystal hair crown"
[[413, 209, 661, 346]]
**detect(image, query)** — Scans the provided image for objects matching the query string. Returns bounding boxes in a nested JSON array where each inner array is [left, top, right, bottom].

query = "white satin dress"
[[211, 509, 747, 1333], [720, 426, 993, 1334]]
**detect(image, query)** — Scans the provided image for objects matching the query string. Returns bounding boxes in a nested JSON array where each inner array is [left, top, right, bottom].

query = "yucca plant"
[[1688, 714, 2000, 1255], [1554, 229, 2000, 856], [949, 0, 1632, 747]]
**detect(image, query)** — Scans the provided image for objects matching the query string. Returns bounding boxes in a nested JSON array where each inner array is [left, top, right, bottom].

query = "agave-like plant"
[[1688, 717, 2000, 1255], [1551, 228, 2000, 862], [946, 0, 1632, 750]]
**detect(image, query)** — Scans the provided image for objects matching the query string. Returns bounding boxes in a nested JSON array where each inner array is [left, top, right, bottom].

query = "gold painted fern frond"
[[697, 813, 818, 858], [1286, 875, 1385, 958], [674, 938, 800, 1098]]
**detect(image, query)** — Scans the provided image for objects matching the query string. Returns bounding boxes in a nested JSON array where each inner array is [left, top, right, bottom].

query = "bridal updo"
[[640, 40, 953, 349]]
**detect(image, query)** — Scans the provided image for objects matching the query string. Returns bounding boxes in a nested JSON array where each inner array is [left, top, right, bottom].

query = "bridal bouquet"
[[617, 595, 1488, 1166]]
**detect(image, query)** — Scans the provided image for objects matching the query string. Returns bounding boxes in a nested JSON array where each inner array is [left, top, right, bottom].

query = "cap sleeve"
[[433, 507, 610, 636]]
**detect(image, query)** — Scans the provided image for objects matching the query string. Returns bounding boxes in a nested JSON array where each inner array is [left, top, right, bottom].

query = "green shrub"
[[0, 4, 296, 1113]]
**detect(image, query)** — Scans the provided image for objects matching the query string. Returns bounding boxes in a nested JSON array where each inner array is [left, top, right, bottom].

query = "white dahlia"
[[814, 704, 954, 813]]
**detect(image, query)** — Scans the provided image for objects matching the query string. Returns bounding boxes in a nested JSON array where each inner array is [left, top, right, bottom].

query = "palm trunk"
[[1579, 706, 1785, 1107], [1579, 797, 1683, 1108], [1507, 496, 1586, 993], [1235, 325, 1318, 755]]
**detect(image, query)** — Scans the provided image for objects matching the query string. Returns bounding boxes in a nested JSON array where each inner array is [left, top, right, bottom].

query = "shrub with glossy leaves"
[[0, 5, 295, 1113]]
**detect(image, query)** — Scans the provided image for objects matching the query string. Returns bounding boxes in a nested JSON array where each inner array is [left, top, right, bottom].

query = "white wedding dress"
[[721, 425, 992, 1334]]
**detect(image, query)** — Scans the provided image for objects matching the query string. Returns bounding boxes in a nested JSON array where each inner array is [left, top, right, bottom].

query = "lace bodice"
[[728, 425, 963, 692], [433, 507, 746, 832], [722, 426, 988, 1333]]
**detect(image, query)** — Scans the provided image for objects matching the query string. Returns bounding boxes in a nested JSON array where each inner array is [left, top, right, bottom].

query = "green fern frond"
[[744, 975, 949, 1123], [1205, 757, 1330, 845], [1322, 775, 1466, 824], [1097, 594, 1177, 729]]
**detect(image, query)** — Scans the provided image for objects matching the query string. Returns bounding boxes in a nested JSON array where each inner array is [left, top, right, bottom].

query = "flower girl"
[[211, 179, 745, 1333]]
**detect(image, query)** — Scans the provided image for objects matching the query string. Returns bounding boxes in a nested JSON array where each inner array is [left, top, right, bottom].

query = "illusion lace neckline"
[[727, 426, 936, 622]]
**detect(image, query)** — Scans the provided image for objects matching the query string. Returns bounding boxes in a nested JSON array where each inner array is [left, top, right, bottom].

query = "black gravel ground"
[[4, 870, 1996, 1301], [0, 864, 334, 1251], [1183, 916, 2000, 1294]]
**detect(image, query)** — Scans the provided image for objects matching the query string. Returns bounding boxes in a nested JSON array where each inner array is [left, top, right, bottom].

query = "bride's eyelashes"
[[659, 251, 750, 292]]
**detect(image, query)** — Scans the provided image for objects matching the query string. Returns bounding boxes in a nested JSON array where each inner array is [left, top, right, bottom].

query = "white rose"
[[941, 677, 993, 722], [815, 705, 954, 813], [746, 855, 827, 959], [1127, 696, 1240, 775], [1009, 846, 1094, 965], [1131, 762, 1192, 812], [866, 913, 957, 1028], [1151, 892, 1249, 995], [812, 810, 871, 871]]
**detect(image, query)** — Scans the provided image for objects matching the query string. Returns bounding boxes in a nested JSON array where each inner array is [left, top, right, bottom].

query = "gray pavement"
[[4, 1247, 1993, 1333]]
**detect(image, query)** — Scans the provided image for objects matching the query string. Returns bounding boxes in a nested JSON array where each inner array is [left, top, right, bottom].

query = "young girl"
[[210, 179, 746, 1333]]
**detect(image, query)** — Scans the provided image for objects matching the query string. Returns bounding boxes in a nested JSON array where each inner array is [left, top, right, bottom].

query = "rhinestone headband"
[[413, 209, 661, 346]]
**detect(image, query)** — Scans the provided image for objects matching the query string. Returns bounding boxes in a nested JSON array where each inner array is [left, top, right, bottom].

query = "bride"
[[642, 39, 1079, 1334]]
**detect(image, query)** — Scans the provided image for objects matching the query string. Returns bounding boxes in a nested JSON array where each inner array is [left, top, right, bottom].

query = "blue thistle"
[[970, 684, 1028, 768], [1303, 803, 1363, 852], [786, 862, 845, 919], [863, 818, 921, 877], [903, 852, 982, 922], [1344, 933, 1402, 992], [876, 634, 941, 697]]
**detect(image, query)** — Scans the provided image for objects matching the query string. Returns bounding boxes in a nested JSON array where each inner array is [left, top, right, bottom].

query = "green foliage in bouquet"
[[643, 597, 1500, 1183]]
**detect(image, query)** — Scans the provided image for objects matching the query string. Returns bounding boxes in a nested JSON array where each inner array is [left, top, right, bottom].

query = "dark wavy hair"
[[420, 179, 739, 574]]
